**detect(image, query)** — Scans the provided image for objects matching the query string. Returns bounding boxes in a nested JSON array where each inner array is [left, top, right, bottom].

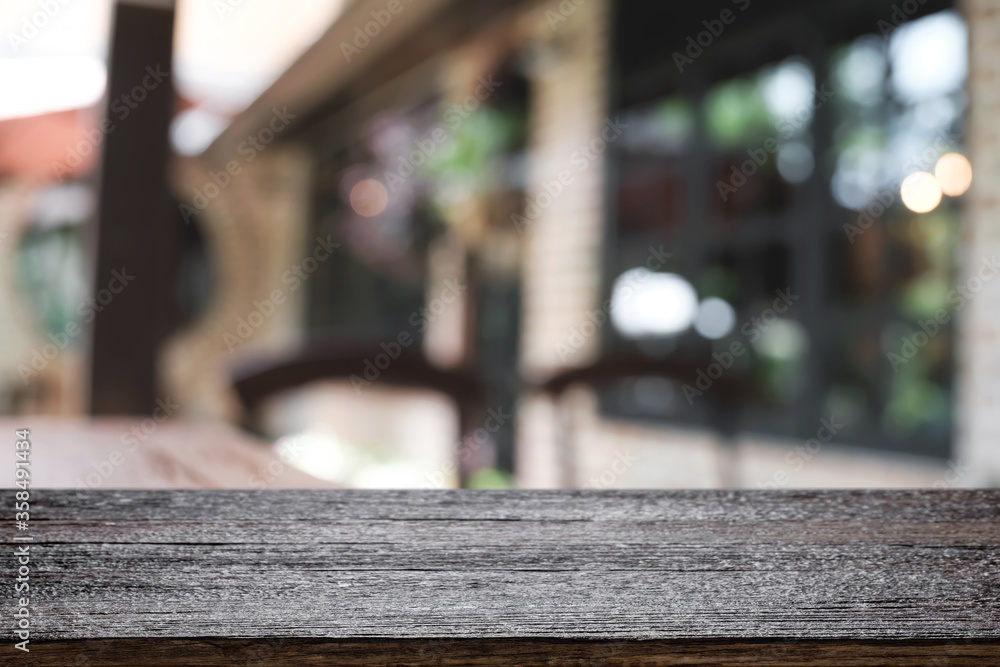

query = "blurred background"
[[0, 0, 996, 489]]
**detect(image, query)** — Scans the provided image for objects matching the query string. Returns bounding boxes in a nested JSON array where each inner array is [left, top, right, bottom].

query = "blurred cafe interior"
[[0, 0, 997, 490]]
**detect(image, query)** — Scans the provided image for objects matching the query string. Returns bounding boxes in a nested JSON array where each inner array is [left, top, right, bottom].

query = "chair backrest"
[[230, 341, 486, 485], [536, 352, 756, 488]]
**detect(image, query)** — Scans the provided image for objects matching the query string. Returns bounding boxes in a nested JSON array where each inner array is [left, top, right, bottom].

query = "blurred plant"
[[896, 212, 958, 318], [14, 225, 87, 339], [706, 78, 772, 149], [884, 373, 950, 438], [466, 466, 514, 489], [421, 107, 525, 212], [750, 319, 809, 405]]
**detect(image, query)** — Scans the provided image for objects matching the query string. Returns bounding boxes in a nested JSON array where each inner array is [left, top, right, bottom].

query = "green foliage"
[[705, 78, 772, 149], [14, 226, 87, 339], [466, 467, 514, 489]]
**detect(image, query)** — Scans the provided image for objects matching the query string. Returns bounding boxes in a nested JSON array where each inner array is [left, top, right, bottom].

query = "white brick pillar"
[[958, 0, 1000, 485], [516, 0, 610, 487]]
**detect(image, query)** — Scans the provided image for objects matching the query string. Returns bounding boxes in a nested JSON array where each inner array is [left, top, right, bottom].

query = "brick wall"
[[515, 0, 610, 487], [958, 0, 1000, 486]]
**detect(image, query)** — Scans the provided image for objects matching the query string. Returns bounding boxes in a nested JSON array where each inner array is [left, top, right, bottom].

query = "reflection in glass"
[[610, 269, 698, 339]]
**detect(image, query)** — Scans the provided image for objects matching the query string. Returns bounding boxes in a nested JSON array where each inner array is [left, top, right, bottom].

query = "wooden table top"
[[15, 489, 1000, 665], [0, 418, 336, 489]]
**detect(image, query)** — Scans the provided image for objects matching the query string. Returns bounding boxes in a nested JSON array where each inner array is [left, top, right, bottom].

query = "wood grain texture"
[[12, 489, 1000, 665]]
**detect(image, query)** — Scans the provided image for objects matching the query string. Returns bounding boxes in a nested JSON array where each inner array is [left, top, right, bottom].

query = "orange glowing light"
[[934, 153, 972, 197], [349, 179, 389, 217]]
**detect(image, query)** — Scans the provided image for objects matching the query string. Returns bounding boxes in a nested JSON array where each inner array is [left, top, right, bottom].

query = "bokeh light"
[[694, 298, 736, 339], [349, 178, 389, 217], [274, 429, 351, 483], [776, 142, 815, 184], [900, 171, 942, 213], [170, 108, 229, 156], [752, 319, 809, 361], [760, 58, 815, 120], [934, 153, 972, 197], [611, 269, 698, 338], [889, 11, 967, 103]]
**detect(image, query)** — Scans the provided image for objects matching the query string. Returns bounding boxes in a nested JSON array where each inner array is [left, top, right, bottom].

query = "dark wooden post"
[[88, 0, 177, 415]]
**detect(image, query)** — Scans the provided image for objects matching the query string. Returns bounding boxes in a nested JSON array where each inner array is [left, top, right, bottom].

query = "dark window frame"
[[601, 0, 960, 459]]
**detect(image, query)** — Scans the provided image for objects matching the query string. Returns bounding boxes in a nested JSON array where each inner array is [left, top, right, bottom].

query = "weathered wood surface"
[[14, 490, 1000, 665]]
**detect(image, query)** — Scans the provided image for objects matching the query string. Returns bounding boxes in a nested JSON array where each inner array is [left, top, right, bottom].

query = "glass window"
[[605, 3, 967, 458]]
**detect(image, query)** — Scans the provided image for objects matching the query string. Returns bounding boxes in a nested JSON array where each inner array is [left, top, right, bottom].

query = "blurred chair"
[[230, 341, 486, 486], [537, 353, 754, 489]]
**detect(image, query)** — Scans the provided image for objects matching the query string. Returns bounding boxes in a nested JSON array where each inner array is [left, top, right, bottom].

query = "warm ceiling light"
[[900, 171, 942, 213], [934, 152, 972, 197], [349, 179, 389, 218]]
